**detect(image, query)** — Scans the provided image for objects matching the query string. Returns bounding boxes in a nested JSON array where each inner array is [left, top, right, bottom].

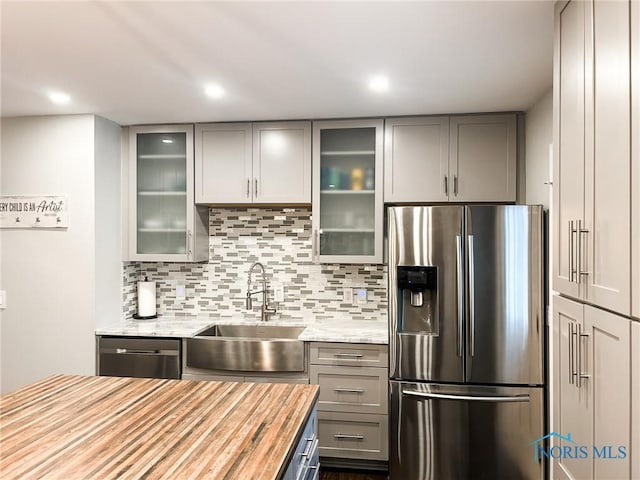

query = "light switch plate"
[[0, 290, 5, 309], [355, 288, 367, 305], [343, 287, 353, 304], [175, 284, 186, 300], [274, 283, 284, 302]]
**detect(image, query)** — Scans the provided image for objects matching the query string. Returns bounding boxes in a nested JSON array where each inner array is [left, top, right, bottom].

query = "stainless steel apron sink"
[[185, 325, 306, 372]]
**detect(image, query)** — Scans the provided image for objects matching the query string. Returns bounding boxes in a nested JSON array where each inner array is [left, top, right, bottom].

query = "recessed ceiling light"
[[48, 91, 71, 105], [368, 75, 389, 93], [205, 84, 225, 99]]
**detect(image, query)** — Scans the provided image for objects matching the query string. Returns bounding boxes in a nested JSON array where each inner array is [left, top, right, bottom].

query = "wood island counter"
[[0, 375, 319, 479]]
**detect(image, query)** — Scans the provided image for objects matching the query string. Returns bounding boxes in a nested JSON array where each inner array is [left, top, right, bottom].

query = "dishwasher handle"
[[101, 348, 179, 356]]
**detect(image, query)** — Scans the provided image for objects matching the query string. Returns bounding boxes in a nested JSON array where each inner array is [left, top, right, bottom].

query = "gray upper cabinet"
[[312, 119, 384, 264], [384, 114, 516, 203], [449, 114, 517, 202], [126, 125, 208, 262], [195, 121, 311, 205], [252, 122, 311, 204], [195, 123, 252, 204], [384, 116, 449, 202]]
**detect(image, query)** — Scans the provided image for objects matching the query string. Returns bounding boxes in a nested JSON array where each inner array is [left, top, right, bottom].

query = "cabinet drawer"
[[310, 365, 388, 414], [310, 343, 388, 368], [318, 411, 388, 461]]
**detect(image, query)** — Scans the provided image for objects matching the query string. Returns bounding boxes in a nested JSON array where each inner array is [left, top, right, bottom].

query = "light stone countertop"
[[298, 319, 388, 344], [95, 316, 219, 337], [96, 315, 389, 344]]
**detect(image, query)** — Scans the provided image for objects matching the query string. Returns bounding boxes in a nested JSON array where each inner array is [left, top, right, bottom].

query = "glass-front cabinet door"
[[312, 119, 383, 263], [128, 125, 207, 262]]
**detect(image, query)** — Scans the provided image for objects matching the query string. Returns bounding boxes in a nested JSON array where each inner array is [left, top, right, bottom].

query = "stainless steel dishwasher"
[[97, 336, 181, 379]]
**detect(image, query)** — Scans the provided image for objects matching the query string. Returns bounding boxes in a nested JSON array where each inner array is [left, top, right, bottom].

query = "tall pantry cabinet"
[[553, 0, 631, 315], [631, 2, 639, 479], [552, 1, 638, 479], [553, 295, 631, 480]]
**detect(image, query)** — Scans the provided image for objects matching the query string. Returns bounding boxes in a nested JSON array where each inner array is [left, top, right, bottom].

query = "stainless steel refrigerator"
[[388, 205, 545, 480]]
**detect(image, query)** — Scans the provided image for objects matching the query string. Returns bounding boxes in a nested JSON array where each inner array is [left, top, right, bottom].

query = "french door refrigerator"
[[388, 205, 545, 480]]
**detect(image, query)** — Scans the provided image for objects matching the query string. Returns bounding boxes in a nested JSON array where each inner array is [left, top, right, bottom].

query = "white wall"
[[0, 115, 121, 393], [525, 89, 553, 208], [94, 116, 122, 329]]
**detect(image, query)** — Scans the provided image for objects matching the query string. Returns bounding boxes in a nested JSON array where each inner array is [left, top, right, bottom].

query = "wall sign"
[[0, 195, 68, 229]]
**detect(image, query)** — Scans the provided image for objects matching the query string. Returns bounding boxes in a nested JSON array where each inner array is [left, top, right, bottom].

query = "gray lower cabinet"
[[317, 411, 388, 462], [309, 342, 389, 463]]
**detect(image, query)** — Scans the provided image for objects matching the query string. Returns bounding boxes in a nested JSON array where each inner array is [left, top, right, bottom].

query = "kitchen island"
[[0, 375, 319, 479]]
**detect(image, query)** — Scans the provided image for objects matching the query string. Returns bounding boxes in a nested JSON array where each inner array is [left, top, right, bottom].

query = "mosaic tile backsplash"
[[123, 208, 388, 322]]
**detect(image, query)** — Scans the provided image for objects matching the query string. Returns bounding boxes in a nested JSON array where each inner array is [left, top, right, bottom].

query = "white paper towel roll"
[[137, 280, 157, 318]]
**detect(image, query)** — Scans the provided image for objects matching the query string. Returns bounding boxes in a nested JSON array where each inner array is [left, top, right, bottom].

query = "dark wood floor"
[[319, 468, 389, 480]]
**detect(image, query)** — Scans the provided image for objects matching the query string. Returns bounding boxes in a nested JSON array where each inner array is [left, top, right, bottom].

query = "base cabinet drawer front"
[[310, 343, 388, 368], [310, 365, 388, 414], [318, 411, 388, 461]]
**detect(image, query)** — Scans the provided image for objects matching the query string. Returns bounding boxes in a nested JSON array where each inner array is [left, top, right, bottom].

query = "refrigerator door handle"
[[467, 235, 476, 357], [401, 389, 530, 403], [456, 235, 464, 357]]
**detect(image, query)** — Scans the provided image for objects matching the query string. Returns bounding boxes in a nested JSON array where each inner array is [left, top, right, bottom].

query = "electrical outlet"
[[0, 290, 6, 309], [274, 283, 284, 302], [355, 288, 367, 305], [175, 284, 186, 300], [343, 287, 353, 304]]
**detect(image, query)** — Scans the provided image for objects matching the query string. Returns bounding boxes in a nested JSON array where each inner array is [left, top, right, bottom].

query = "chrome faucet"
[[246, 262, 277, 322]]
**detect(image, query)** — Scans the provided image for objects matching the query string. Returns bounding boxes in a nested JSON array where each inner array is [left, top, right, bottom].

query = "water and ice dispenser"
[[396, 266, 438, 335]]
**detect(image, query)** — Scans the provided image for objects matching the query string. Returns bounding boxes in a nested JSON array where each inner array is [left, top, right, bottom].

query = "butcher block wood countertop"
[[0, 374, 319, 479]]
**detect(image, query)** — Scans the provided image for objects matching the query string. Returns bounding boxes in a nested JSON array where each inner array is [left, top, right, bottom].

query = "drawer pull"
[[300, 437, 315, 457], [333, 388, 364, 394], [334, 433, 364, 440], [332, 353, 364, 358]]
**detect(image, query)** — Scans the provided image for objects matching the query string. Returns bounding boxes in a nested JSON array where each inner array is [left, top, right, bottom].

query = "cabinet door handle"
[[246, 179, 250, 198], [187, 229, 192, 257], [571, 323, 578, 385], [254, 178, 258, 197], [453, 175, 458, 196], [577, 324, 590, 388], [444, 175, 448, 196], [334, 434, 364, 440], [568, 322, 574, 385], [313, 229, 319, 260], [332, 353, 363, 358], [300, 437, 315, 457], [568, 220, 572, 282], [577, 220, 589, 283], [569, 220, 577, 283], [333, 388, 364, 394]]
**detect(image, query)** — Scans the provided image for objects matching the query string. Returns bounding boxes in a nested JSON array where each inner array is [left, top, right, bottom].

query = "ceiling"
[[1, 1, 554, 126]]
